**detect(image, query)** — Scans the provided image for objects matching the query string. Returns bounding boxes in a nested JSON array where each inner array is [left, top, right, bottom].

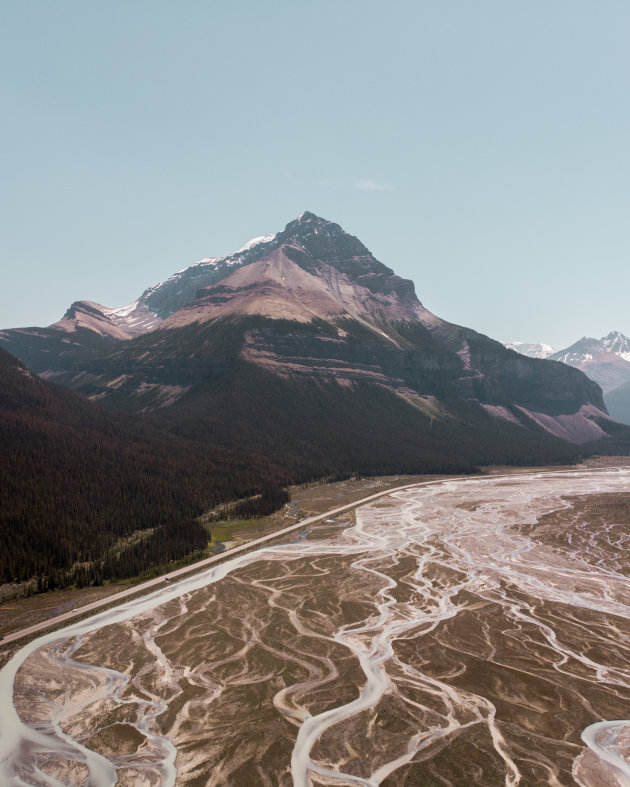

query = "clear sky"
[[1, 1, 629, 349]]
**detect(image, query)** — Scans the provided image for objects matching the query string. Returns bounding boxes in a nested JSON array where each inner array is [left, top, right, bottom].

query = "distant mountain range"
[[550, 331, 630, 392], [502, 331, 630, 424], [501, 341, 556, 359]]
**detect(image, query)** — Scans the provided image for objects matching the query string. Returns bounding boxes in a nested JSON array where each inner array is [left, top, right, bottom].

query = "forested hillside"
[[0, 348, 287, 587]]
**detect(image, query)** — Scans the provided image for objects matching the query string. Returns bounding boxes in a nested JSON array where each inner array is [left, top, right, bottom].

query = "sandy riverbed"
[[2, 467, 630, 785]]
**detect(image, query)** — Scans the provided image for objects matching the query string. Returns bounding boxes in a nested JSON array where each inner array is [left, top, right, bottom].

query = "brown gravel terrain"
[[5, 465, 630, 785], [0, 474, 435, 643]]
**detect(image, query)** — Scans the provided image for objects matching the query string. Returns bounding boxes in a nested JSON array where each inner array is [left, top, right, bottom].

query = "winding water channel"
[[2, 467, 630, 785]]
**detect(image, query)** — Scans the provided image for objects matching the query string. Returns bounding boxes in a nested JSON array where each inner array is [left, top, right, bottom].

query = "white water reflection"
[[2, 468, 630, 785]]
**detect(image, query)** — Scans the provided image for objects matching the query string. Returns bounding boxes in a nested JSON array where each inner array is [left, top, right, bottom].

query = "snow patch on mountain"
[[236, 234, 275, 253], [102, 301, 138, 318], [549, 332, 630, 393], [502, 341, 556, 359], [106, 301, 162, 334], [601, 330, 630, 362]]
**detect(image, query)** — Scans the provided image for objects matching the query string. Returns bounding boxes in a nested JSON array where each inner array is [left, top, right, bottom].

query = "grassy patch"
[[203, 515, 287, 545]]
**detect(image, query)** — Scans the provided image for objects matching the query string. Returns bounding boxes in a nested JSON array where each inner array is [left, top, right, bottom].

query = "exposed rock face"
[[162, 243, 427, 334], [51, 301, 136, 340], [135, 211, 423, 325], [0, 212, 427, 376], [139, 236, 277, 319], [275, 212, 419, 304], [0, 212, 622, 453]]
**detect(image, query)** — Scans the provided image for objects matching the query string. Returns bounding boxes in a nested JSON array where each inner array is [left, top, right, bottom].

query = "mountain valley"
[[3, 213, 630, 786], [2, 212, 630, 592]]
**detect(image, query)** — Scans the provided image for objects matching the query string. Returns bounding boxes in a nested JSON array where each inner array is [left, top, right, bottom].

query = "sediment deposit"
[[2, 468, 630, 785]]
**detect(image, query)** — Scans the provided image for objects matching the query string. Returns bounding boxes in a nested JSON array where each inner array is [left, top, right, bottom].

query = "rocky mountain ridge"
[[0, 212, 434, 375], [549, 332, 630, 393], [504, 331, 630, 426], [1, 212, 625, 454], [505, 331, 630, 392]]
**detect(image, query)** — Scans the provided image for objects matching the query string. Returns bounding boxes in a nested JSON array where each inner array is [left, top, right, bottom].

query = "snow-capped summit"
[[549, 332, 630, 393], [601, 330, 630, 362], [502, 341, 556, 359], [135, 228, 283, 320], [48, 230, 281, 339], [496, 332, 630, 428]]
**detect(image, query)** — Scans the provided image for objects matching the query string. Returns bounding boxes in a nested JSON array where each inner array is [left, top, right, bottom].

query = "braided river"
[[2, 467, 630, 785]]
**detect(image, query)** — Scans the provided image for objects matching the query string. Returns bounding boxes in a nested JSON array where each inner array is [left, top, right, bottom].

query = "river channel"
[[1, 468, 630, 786]]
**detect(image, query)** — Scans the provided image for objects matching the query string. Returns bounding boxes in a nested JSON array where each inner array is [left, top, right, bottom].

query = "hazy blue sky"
[[2, 1, 629, 348]]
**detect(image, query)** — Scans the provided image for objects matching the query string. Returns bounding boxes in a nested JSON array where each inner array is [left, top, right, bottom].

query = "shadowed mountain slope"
[[0, 347, 288, 586], [605, 381, 630, 426]]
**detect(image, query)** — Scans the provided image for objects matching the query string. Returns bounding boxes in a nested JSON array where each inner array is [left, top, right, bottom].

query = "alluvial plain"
[[3, 467, 630, 786]]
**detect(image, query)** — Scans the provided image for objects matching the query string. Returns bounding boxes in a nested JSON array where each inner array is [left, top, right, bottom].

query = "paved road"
[[0, 478, 465, 648]]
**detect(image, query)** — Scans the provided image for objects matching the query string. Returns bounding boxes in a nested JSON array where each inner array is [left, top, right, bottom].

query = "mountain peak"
[[601, 329, 630, 360], [283, 211, 349, 236], [32, 213, 421, 337], [296, 210, 320, 221], [277, 212, 371, 261], [293, 210, 334, 226], [602, 329, 630, 344], [549, 331, 630, 393]]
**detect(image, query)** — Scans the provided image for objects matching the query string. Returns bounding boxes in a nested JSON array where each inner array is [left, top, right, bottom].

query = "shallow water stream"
[[2, 468, 630, 785]]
